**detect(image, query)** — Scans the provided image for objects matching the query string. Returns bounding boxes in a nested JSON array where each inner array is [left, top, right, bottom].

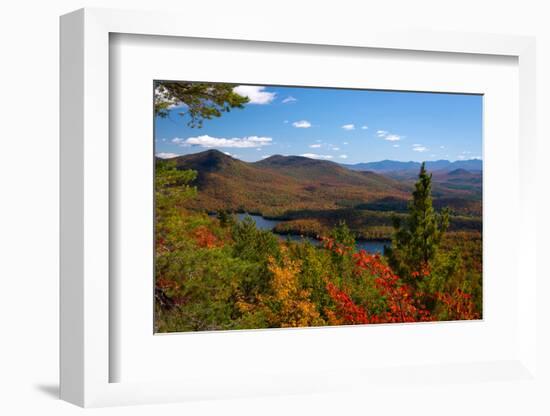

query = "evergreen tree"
[[154, 81, 249, 128], [330, 220, 356, 248], [385, 163, 449, 284], [155, 160, 197, 217], [216, 209, 236, 228]]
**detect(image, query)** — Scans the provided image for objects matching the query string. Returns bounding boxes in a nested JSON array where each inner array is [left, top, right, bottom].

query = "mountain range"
[[342, 158, 482, 173], [163, 150, 482, 217]]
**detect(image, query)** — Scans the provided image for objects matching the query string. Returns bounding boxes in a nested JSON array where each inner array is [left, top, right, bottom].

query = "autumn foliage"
[[321, 237, 478, 325], [154, 161, 481, 332], [193, 226, 220, 248], [236, 248, 323, 328]]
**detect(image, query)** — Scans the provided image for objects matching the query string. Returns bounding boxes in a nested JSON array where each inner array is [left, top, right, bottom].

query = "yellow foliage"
[[262, 248, 323, 328], [324, 308, 344, 326], [235, 298, 255, 314]]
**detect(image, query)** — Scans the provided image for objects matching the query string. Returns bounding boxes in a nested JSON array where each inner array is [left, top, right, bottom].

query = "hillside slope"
[[168, 150, 409, 215], [165, 150, 482, 216]]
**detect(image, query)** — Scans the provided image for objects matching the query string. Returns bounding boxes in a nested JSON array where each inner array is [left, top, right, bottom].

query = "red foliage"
[[323, 238, 432, 324], [326, 282, 369, 324], [436, 288, 480, 320], [193, 226, 220, 248], [321, 236, 353, 256], [353, 250, 432, 323], [323, 236, 479, 324], [156, 277, 178, 290]]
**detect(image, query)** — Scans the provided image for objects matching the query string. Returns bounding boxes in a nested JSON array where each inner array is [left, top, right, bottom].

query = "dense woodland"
[[169, 149, 482, 240], [155, 160, 482, 332]]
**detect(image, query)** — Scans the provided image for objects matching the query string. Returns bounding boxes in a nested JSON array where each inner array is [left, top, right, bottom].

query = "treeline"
[[268, 207, 481, 241]]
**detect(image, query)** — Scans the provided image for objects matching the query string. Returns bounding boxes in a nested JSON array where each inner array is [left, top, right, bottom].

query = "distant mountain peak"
[[447, 168, 471, 176], [343, 159, 481, 173], [201, 148, 231, 158], [171, 148, 238, 173], [256, 154, 333, 167]]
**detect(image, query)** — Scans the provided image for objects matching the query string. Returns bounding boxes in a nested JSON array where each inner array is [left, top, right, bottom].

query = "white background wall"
[[0, 1, 548, 415]]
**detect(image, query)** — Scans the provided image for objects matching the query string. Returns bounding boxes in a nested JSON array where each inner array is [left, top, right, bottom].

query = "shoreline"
[[208, 210, 392, 243]]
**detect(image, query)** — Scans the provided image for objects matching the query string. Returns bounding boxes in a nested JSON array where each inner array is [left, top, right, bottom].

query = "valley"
[[166, 149, 482, 241]]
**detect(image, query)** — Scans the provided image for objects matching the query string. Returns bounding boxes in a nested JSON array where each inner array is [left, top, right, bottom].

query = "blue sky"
[[154, 84, 482, 164]]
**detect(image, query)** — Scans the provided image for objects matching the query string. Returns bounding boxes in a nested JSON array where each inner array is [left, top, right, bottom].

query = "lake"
[[236, 213, 390, 254]]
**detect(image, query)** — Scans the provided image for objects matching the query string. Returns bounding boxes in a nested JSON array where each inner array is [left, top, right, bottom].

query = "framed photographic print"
[[60, 7, 540, 409]]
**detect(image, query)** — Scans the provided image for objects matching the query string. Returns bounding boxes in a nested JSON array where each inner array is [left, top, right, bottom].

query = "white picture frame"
[[60, 7, 539, 408]]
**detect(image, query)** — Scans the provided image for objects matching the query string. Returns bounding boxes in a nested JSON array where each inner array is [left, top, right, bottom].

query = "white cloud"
[[384, 134, 401, 142], [457, 154, 481, 160], [412, 144, 429, 152], [233, 85, 276, 104], [332, 147, 340, 151], [440, 145, 445, 149], [456, 152, 481, 161], [309, 143, 322, 148], [300, 153, 333, 160], [156, 152, 180, 159], [342, 124, 355, 131], [283, 120, 289, 124], [392, 144, 400, 148], [343, 142, 349, 145], [339, 154, 348, 159], [261, 155, 271, 159], [361, 125, 369, 130], [376, 129, 403, 141], [292, 120, 312, 128], [282, 96, 297, 104], [173, 135, 272, 148]]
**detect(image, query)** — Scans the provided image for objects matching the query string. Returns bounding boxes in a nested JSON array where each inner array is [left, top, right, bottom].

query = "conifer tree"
[[154, 81, 249, 128], [385, 163, 449, 284]]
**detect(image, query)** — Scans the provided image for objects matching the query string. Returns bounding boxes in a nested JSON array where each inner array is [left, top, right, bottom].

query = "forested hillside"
[[155, 160, 482, 332], [165, 150, 482, 240]]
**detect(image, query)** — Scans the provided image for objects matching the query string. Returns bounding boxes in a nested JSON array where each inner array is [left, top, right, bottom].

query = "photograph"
[[1, 0, 544, 412], [154, 81, 483, 333]]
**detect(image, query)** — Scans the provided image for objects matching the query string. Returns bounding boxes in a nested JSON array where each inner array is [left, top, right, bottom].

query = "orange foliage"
[[262, 248, 323, 328], [352, 250, 432, 323], [322, 237, 477, 324], [436, 288, 480, 320], [156, 277, 179, 291], [325, 282, 368, 325], [192, 226, 220, 248]]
